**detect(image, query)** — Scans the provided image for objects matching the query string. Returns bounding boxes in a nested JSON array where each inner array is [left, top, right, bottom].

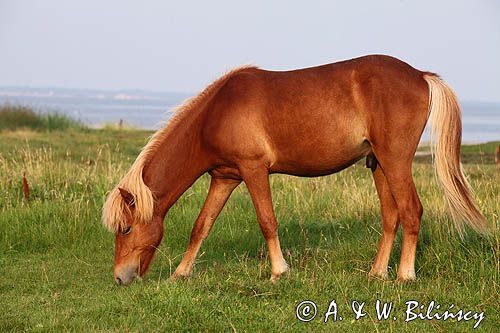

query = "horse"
[[102, 54, 489, 286]]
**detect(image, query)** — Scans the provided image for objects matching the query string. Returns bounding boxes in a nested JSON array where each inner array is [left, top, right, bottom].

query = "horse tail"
[[423, 73, 490, 236]]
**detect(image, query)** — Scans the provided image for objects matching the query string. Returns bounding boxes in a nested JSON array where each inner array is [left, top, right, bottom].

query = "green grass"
[[0, 125, 498, 331], [0, 104, 86, 132]]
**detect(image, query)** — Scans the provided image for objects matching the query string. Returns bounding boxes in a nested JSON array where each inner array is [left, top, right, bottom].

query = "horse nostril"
[[115, 277, 122, 285]]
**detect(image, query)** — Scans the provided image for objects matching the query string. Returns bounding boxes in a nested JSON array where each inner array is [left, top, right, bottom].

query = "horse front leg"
[[171, 176, 240, 279], [241, 167, 289, 282]]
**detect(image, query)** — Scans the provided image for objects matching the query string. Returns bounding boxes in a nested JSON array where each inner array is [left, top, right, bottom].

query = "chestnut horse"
[[103, 55, 489, 286]]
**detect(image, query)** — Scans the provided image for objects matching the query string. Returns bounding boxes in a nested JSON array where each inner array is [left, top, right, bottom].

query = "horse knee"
[[258, 216, 278, 240], [190, 215, 215, 242]]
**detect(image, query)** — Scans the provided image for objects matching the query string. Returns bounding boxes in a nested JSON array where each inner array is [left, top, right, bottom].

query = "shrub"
[[0, 104, 85, 131]]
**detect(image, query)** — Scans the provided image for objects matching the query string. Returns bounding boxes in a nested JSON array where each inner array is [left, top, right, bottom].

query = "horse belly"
[[268, 123, 371, 177]]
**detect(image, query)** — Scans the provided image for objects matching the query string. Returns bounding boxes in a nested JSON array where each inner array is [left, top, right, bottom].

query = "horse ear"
[[118, 188, 135, 207]]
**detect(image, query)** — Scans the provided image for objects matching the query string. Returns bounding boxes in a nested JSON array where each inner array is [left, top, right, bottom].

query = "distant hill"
[[0, 86, 191, 103]]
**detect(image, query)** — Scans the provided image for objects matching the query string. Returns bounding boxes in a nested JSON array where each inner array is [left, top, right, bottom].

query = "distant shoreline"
[[1, 87, 499, 144]]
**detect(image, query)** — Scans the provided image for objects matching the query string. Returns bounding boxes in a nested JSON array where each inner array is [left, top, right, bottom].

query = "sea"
[[1, 87, 499, 143]]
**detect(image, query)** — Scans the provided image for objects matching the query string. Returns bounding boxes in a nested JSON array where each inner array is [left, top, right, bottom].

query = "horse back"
[[202, 55, 429, 176]]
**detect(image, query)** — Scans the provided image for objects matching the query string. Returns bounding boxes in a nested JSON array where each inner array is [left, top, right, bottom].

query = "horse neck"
[[142, 115, 210, 218]]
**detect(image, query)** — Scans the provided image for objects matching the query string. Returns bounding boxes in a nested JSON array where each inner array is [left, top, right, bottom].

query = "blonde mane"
[[102, 65, 257, 232]]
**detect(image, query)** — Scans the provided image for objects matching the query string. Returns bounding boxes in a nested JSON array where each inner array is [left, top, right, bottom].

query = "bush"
[[0, 104, 86, 131]]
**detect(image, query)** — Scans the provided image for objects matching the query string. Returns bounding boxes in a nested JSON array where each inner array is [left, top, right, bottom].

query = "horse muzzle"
[[114, 265, 138, 286]]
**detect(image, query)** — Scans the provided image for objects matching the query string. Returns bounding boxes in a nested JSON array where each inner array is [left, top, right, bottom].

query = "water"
[[455, 102, 500, 143], [0, 87, 190, 130], [1, 87, 499, 143]]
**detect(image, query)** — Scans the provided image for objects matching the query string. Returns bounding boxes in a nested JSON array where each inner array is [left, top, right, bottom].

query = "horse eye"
[[122, 226, 132, 235]]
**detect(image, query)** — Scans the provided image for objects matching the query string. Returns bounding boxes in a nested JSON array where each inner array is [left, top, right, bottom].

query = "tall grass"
[[0, 129, 498, 332], [0, 104, 85, 131]]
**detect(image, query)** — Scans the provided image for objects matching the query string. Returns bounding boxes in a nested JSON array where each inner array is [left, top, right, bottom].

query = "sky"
[[0, 0, 499, 102]]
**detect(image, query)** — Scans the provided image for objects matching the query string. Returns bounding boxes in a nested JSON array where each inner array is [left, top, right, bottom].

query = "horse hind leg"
[[389, 172, 422, 281], [369, 161, 400, 279], [368, 132, 424, 281], [374, 154, 423, 281]]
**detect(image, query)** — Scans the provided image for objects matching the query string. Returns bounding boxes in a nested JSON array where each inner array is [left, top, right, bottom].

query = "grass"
[[0, 111, 498, 331], [99, 121, 141, 131]]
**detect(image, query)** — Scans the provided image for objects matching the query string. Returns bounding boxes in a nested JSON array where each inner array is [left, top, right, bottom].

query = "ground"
[[0, 128, 498, 332]]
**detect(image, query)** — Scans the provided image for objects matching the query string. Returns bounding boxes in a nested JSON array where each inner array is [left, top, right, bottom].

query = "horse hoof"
[[169, 272, 191, 281], [396, 273, 416, 282], [368, 269, 389, 280], [270, 266, 290, 282]]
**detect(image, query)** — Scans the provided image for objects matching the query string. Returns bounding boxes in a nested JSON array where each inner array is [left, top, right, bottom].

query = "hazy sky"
[[1, 0, 499, 101]]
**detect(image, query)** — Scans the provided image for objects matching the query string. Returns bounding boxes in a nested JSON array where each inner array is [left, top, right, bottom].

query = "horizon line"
[[1, 84, 500, 105]]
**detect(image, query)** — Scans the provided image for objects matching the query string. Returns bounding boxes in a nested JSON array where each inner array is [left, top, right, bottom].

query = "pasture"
[[0, 111, 498, 331]]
